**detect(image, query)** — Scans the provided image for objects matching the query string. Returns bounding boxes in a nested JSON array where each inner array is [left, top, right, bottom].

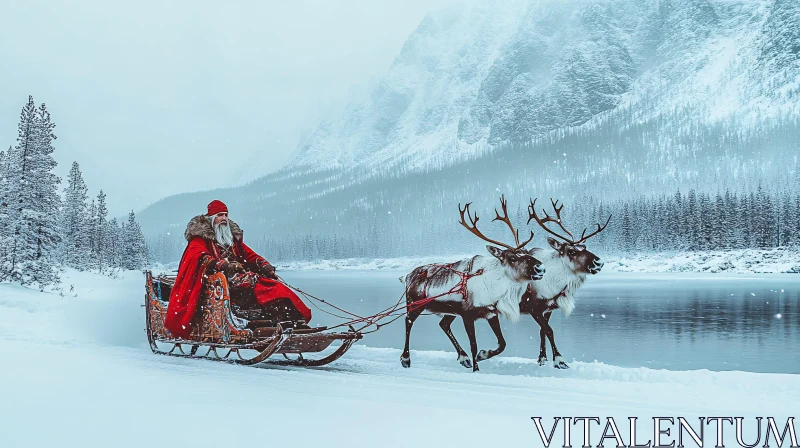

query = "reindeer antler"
[[527, 198, 611, 245], [492, 194, 535, 249], [459, 202, 515, 250], [527, 198, 575, 244], [576, 214, 612, 245], [459, 196, 534, 251]]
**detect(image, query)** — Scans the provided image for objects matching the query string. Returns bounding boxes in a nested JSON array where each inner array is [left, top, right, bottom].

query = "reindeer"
[[521, 198, 611, 369], [400, 196, 545, 372]]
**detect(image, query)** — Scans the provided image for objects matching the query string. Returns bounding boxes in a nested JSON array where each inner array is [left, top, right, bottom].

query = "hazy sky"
[[0, 0, 452, 216]]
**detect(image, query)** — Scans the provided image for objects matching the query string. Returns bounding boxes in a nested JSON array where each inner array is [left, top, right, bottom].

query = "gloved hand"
[[259, 263, 278, 280], [224, 261, 246, 276], [208, 259, 245, 276]]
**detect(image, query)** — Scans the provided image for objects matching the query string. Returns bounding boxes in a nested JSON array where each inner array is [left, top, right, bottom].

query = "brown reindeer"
[[400, 196, 545, 372], [521, 198, 611, 368]]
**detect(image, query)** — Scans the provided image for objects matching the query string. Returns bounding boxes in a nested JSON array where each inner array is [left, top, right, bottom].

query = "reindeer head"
[[528, 198, 611, 276], [459, 195, 545, 282], [485, 245, 545, 282]]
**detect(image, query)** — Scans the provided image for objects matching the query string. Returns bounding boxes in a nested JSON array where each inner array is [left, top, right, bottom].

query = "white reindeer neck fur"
[[531, 250, 587, 316], [412, 255, 526, 323], [466, 256, 525, 322]]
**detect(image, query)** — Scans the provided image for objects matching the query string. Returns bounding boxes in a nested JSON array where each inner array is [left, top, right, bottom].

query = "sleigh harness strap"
[[409, 263, 485, 313]]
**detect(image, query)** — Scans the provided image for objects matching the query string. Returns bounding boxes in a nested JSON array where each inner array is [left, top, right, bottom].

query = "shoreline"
[[269, 247, 800, 274]]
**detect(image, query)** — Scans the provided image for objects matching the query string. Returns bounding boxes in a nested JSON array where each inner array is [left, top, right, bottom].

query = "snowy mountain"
[[140, 0, 800, 263], [284, 0, 529, 171], [286, 0, 799, 173]]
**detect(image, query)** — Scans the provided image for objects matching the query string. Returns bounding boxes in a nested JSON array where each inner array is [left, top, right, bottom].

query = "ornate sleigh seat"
[[144, 270, 362, 366]]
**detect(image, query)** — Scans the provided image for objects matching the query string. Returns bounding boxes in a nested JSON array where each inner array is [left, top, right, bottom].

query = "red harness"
[[545, 286, 569, 310], [408, 263, 485, 313]]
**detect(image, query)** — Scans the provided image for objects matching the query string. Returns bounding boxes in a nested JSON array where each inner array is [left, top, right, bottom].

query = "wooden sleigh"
[[144, 270, 362, 366]]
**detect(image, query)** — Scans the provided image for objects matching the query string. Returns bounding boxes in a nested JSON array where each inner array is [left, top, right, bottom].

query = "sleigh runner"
[[144, 270, 362, 366]]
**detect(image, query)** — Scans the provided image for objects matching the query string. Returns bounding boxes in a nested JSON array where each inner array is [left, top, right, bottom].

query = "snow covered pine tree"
[[60, 161, 91, 269], [122, 210, 147, 270], [1, 96, 61, 288]]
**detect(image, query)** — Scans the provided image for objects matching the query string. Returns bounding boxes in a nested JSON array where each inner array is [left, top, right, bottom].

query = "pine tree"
[[122, 211, 147, 270], [107, 218, 123, 268], [686, 189, 698, 250], [723, 189, 736, 249], [1, 97, 36, 280], [713, 192, 724, 249], [742, 193, 753, 248], [794, 194, 800, 247], [87, 199, 97, 262], [654, 196, 666, 251], [0, 147, 12, 266], [1, 97, 61, 287], [672, 190, 684, 250], [633, 197, 648, 251], [94, 190, 108, 272], [755, 184, 772, 248], [60, 162, 90, 269], [651, 197, 662, 251], [621, 202, 634, 252], [697, 192, 712, 250], [26, 102, 61, 288], [0, 146, 10, 207], [780, 193, 793, 246]]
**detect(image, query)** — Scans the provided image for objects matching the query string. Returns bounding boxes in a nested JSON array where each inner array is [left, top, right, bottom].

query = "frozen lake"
[[280, 270, 800, 374]]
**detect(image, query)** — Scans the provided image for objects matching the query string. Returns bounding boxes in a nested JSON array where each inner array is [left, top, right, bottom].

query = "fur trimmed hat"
[[207, 200, 228, 216]]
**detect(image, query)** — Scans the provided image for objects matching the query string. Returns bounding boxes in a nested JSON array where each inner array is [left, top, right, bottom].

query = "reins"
[[276, 263, 485, 334]]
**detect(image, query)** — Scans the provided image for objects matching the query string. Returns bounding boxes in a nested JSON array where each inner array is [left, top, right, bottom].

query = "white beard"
[[211, 216, 234, 247]]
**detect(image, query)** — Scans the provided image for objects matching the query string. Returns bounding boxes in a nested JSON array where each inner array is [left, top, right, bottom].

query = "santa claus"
[[164, 200, 311, 338]]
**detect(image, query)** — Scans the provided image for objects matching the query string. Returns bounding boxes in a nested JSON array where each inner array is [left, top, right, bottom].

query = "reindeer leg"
[[477, 314, 506, 362], [439, 315, 471, 368], [462, 316, 480, 372], [531, 312, 549, 366], [543, 312, 569, 369], [401, 308, 423, 368]]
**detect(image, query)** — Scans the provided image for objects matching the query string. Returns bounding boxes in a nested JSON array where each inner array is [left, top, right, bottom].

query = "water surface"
[[279, 270, 800, 373]]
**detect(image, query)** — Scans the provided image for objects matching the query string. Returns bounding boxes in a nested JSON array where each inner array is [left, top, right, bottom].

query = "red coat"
[[164, 215, 311, 339]]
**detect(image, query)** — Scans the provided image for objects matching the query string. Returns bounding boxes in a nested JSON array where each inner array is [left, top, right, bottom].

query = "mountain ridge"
[[139, 0, 800, 262], [280, 0, 797, 175]]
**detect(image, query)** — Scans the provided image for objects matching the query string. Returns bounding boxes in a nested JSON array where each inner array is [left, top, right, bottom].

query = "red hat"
[[207, 200, 228, 216]]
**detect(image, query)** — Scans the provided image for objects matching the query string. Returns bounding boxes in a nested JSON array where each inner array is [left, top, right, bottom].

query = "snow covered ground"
[[604, 247, 800, 274], [273, 248, 800, 274], [1, 269, 798, 447]]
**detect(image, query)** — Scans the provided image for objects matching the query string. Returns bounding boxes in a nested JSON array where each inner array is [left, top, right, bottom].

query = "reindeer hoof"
[[401, 355, 410, 368], [458, 354, 472, 368], [473, 364, 480, 372], [477, 349, 489, 362], [537, 356, 548, 366], [553, 356, 569, 369]]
